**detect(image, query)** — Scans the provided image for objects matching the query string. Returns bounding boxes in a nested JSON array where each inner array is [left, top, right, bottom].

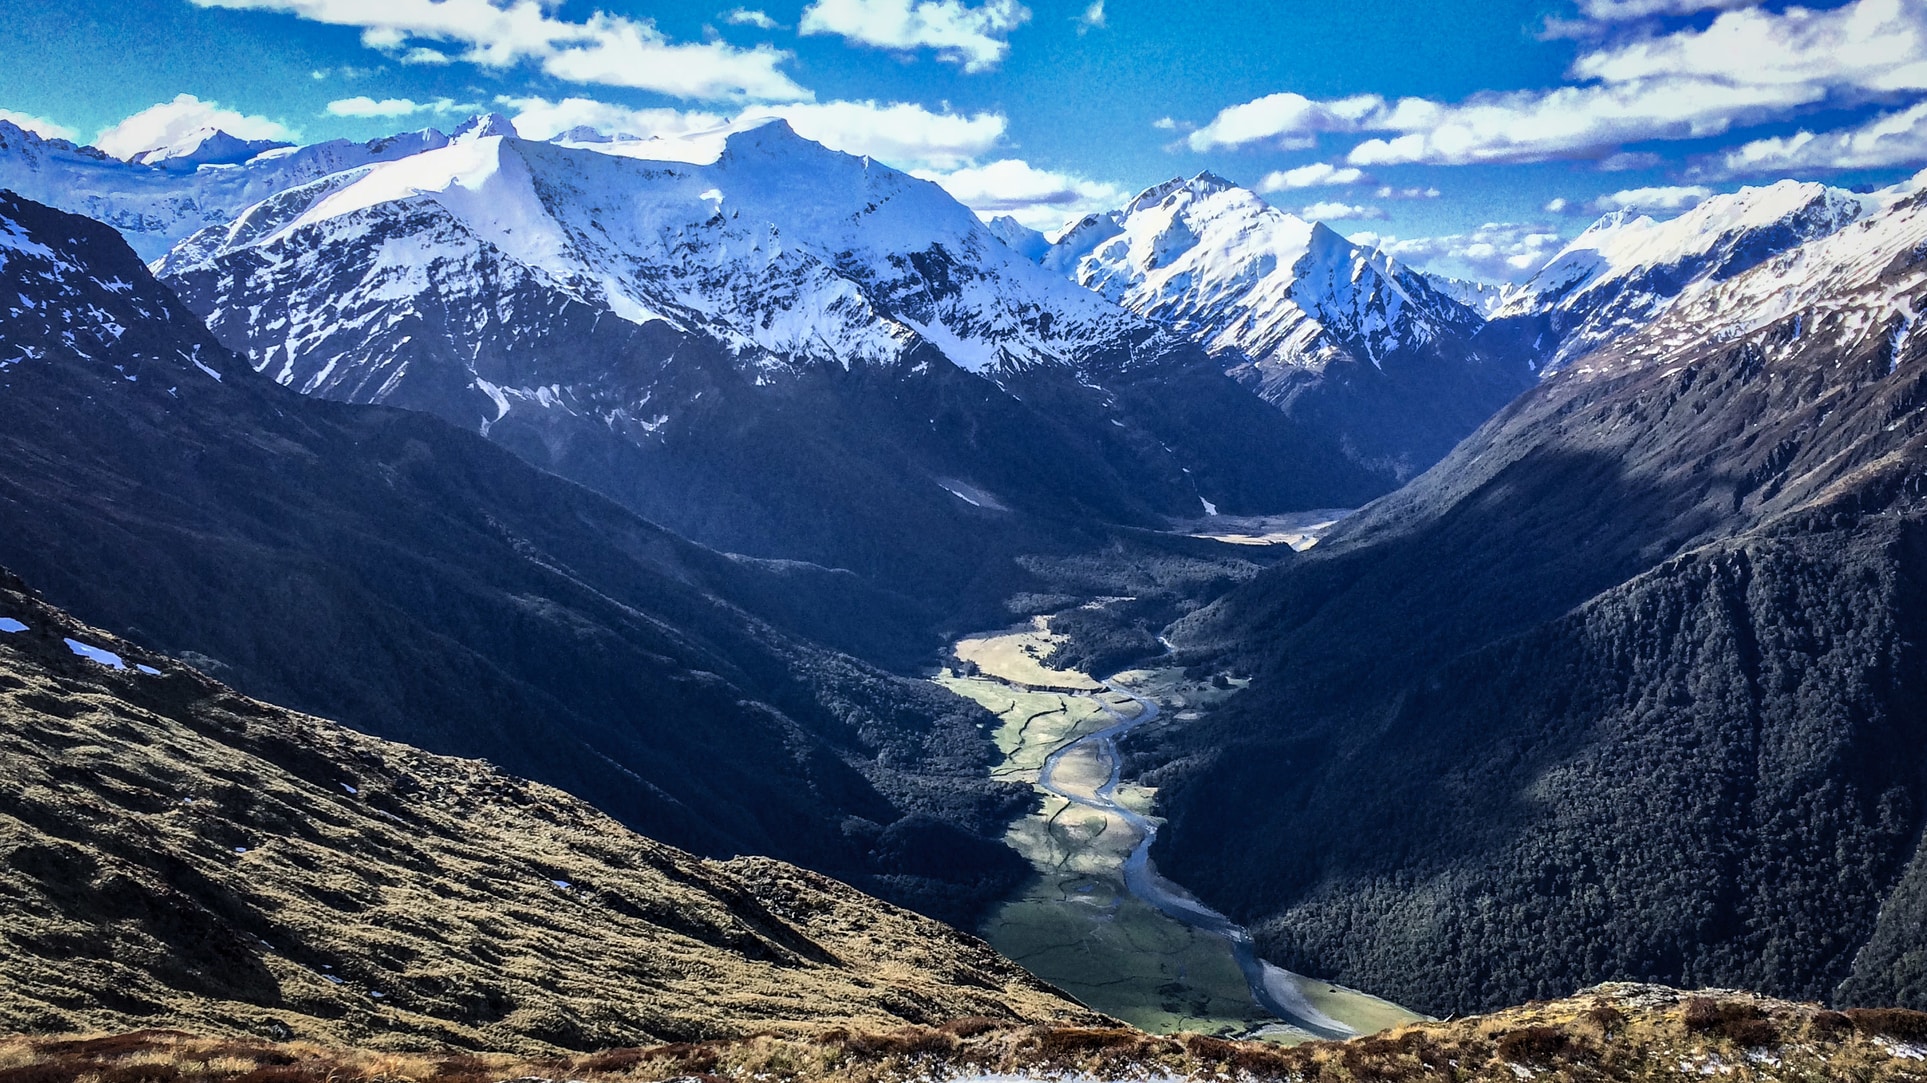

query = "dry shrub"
[[569, 1045, 649, 1073], [1681, 998, 1778, 1047], [1808, 1010, 1854, 1037], [842, 1026, 958, 1058], [1032, 1026, 1145, 1059], [1180, 1033, 1239, 1061], [1846, 1008, 1927, 1042], [639, 1041, 723, 1074], [937, 1016, 1005, 1039], [1496, 1026, 1569, 1065], [1581, 1002, 1627, 1035]]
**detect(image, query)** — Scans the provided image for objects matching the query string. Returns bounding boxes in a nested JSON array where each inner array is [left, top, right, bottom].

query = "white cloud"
[[1575, 0, 1759, 21], [1572, 0, 1927, 93], [918, 158, 1129, 228], [747, 99, 1007, 170], [724, 7, 780, 28], [503, 95, 1005, 172], [1258, 162, 1368, 190], [188, 0, 807, 101], [1188, 92, 1385, 151], [1375, 184, 1440, 199], [1299, 200, 1386, 221], [1713, 100, 1927, 174], [1077, 0, 1105, 31], [0, 109, 77, 142], [798, 0, 1030, 72], [1545, 196, 1573, 213], [1189, 0, 1927, 168], [1354, 222, 1570, 282], [499, 96, 727, 141], [1589, 184, 1714, 212], [1338, 78, 1817, 166], [1152, 116, 1179, 131], [399, 46, 452, 64], [325, 95, 473, 118], [93, 94, 295, 159]]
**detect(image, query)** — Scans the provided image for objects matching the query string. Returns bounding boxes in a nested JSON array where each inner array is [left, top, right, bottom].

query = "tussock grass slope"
[[0, 570, 1102, 1053]]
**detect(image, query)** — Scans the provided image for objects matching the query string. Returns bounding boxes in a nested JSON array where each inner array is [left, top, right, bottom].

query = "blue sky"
[[2, 0, 1925, 280]]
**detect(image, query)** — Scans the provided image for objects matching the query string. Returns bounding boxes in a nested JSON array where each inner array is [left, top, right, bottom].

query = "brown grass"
[[7, 984, 1927, 1082]]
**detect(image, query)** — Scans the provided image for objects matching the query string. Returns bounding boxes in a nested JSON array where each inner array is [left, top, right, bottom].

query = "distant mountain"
[[153, 118, 1384, 606], [0, 569, 1100, 1049], [125, 126, 294, 169], [1485, 180, 1871, 374], [1046, 174, 1535, 484], [0, 117, 452, 259], [985, 214, 1050, 262], [0, 188, 1040, 926], [1139, 179, 1927, 1017], [1419, 272, 1519, 319]]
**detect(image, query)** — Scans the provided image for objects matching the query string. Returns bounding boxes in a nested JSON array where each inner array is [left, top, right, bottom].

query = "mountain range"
[[1139, 173, 1927, 1017], [6, 99, 1927, 1054]]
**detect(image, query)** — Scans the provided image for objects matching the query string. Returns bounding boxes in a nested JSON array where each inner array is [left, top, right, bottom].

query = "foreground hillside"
[[0, 570, 1100, 1050], [6, 985, 1927, 1081], [1141, 180, 1927, 1015], [0, 189, 1038, 926]]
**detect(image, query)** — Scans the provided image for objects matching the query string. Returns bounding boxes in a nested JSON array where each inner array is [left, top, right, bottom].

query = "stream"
[[1027, 682, 1356, 1039]]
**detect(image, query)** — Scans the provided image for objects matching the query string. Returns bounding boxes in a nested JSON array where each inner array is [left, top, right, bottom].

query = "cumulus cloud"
[[93, 94, 295, 159], [1589, 184, 1714, 212], [499, 96, 727, 141], [1076, 0, 1105, 31], [325, 95, 475, 118], [1353, 222, 1570, 282], [1299, 200, 1385, 221], [503, 95, 1005, 172], [0, 109, 77, 142], [189, 0, 806, 101], [1545, 196, 1575, 214], [724, 7, 779, 28], [1571, 0, 1927, 91], [1376, 184, 1441, 199], [1188, 92, 1385, 151], [919, 158, 1129, 228], [799, 0, 1029, 72], [749, 100, 1006, 170], [1574, 0, 1759, 21], [1257, 162, 1368, 190], [1188, 0, 1927, 168], [1712, 100, 1927, 175], [399, 46, 452, 64]]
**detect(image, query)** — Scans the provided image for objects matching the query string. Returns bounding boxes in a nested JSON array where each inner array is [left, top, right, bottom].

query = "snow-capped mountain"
[[1045, 173, 1532, 481], [0, 117, 453, 259], [1569, 177, 1927, 380], [156, 116, 1383, 594], [162, 116, 1144, 385], [985, 215, 1050, 262], [126, 126, 293, 170], [1048, 173, 1483, 372], [1489, 180, 1872, 374]]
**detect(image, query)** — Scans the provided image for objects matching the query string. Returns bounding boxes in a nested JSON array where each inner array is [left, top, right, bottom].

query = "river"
[[942, 618, 1418, 1041]]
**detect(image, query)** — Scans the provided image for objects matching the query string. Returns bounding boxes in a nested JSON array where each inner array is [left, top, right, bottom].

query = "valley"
[[942, 619, 1418, 1040]]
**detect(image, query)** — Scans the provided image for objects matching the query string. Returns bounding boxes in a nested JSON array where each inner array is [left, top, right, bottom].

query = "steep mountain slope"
[[153, 120, 1382, 601], [0, 189, 1032, 926], [1485, 180, 1870, 374], [1138, 180, 1927, 1017], [1047, 175, 1534, 484], [0, 573, 1101, 1050], [0, 117, 455, 260]]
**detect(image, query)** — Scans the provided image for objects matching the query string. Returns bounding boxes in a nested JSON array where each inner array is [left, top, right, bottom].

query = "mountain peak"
[[450, 112, 519, 142], [128, 127, 293, 170]]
